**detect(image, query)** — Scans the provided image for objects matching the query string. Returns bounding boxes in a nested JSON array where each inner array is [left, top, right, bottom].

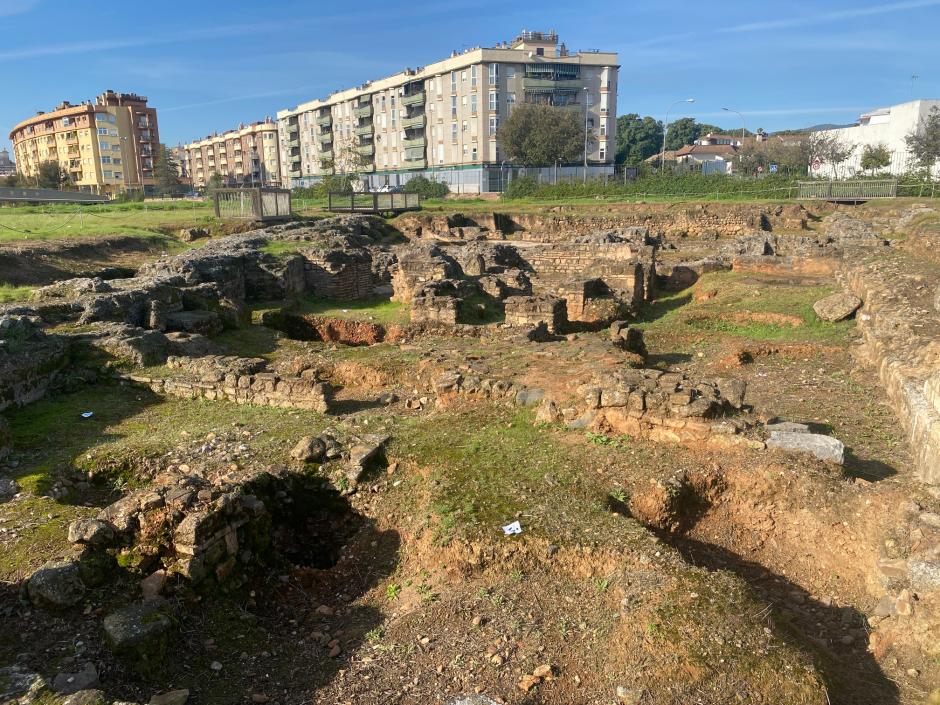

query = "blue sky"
[[2, 0, 938, 146]]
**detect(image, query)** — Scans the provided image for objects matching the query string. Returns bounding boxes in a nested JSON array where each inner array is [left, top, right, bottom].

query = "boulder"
[[52, 663, 99, 695], [68, 519, 115, 547], [813, 293, 862, 322], [179, 227, 209, 242], [515, 388, 545, 407], [765, 421, 810, 434], [0, 477, 17, 498], [766, 431, 844, 464], [103, 599, 174, 674], [610, 321, 648, 358], [26, 560, 86, 609], [289, 436, 326, 463]]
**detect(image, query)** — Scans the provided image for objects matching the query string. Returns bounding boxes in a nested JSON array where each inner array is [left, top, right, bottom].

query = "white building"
[[813, 99, 940, 178]]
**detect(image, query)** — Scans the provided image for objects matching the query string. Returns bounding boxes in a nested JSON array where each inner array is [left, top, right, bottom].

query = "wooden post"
[[213, 191, 220, 218]]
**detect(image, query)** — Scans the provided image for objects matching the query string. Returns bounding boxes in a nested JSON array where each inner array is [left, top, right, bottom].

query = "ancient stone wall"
[[503, 295, 567, 333], [0, 317, 69, 412], [124, 355, 332, 413]]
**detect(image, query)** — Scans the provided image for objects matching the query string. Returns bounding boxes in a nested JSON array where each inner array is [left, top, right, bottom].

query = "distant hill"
[[773, 122, 855, 135]]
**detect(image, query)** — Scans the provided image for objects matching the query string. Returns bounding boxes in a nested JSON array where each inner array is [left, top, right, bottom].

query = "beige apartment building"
[[9, 90, 159, 195], [183, 119, 281, 189], [277, 31, 618, 193]]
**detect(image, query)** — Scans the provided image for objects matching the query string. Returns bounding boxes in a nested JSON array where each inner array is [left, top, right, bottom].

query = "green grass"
[[291, 296, 410, 326], [0, 496, 94, 581], [635, 271, 853, 345], [6, 382, 331, 496], [388, 405, 658, 547], [0, 284, 34, 302], [0, 201, 215, 242]]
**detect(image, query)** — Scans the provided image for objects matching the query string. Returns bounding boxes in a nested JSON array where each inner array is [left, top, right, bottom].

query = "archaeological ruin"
[[0, 200, 938, 705]]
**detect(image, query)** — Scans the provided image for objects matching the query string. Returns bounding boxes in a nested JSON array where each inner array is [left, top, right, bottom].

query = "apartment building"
[[277, 31, 618, 192], [171, 144, 191, 185], [183, 119, 281, 189], [0, 149, 14, 177], [8, 90, 159, 195]]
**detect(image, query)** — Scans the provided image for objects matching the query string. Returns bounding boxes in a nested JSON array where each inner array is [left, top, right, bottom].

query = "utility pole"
[[583, 87, 589, 184], [660, 98, 696, 174], [722, 107, 747, 174]]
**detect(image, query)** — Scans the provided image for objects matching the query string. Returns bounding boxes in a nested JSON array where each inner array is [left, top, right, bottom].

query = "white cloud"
[[0, 0, 40, 17]]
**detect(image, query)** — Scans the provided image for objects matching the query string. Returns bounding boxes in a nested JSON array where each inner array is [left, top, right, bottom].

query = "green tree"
[[808, 133, 855, 177], [616, 114, 663, 165], [206, 172, 224, 194], [1, 174, 24, 187], [860, 143, 892, 174], [403, 175, 449, 198], [499, 103, 589, 166], [153, 145, 183, 196], [905, 106, 940, 170], [37, 160, 67, 189]]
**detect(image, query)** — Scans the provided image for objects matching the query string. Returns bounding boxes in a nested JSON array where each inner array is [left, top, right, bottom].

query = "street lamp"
[[660, 98, 695, 174], [722, 107, 747, 175], [583, 87, 590, 184]]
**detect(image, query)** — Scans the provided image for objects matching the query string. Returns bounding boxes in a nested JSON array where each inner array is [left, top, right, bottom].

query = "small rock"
[[290, 436, 326, 463], [210, 661, 223, 671], [27, 559, 86, 609], [616, 685, 643, 704], [103, 599, 174, 674], [67, 519, 115, 547], [140, 570, 167, 600], [62, 690, 107, 705], [149, 689, 190, 705], [517, 674, 540, 692], [53, 663, 99, 695], [813, 292, 862, 322], [766, 431, 844, 464], [250, 695, 270, 704]]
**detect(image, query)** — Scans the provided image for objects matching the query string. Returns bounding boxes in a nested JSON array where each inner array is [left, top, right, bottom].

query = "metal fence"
[[327, 192, 421, 214], [213, 188, 291, 221], [0, 187, 109, 204], [797, 179, 898, 200]]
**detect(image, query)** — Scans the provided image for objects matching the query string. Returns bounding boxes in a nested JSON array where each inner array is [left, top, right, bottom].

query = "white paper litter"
[[502, 521, 522, 535]]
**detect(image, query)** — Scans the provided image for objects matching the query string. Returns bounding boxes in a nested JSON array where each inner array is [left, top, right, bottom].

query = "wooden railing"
[[327, 192, 421, 214]]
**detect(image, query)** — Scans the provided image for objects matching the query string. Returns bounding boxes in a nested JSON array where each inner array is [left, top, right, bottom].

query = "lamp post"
[[660, 98, 695, 174], [722, 107, 746, 175], [583, 87, 590, 184]]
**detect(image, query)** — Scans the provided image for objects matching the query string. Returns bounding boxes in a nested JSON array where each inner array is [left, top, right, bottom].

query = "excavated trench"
[[261, 310, 405, 346], [627, 470, 900, 705]]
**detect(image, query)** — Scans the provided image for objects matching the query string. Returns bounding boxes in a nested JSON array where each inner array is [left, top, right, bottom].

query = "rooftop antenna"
[[910, 73, 919, 99]]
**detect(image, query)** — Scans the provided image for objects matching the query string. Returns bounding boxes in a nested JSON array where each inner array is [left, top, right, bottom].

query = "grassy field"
[[0, 200, 216, 242], [0, 283, 34, 302]]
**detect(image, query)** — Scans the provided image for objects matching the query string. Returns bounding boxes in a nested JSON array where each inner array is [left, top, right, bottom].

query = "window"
[[451, 122, 458, 141], [103, 170, 113, 178], [112, 158, 121, 165], [488, 91, 498, 111], [600, 120, 607, 136], [114, 172, 122, 179], [599, 148, 606, 161], [471, 146, 477, 160], [489, 116, 499, 136], [97, 127, 108, 136], [507, 92, 516, 106], [470, 94, 477, 114], [391, 109, 397, 127], [506, 67, 515, 79], [488, 63, 499, 86], [62, 117, 71, 127], [451, 95, 457, 118], [470, 65, 478, 87], [461, 70, 467, 82], [462, 120, 468, 132], [451, 71, 457, 93], [380, 96, 386, 110]]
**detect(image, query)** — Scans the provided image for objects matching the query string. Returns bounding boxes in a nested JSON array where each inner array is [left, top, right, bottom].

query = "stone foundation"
[[503, 295, 567, 333]]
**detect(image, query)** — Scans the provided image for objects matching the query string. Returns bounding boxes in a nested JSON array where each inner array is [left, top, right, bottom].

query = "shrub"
[[503, 176, 539, 199], [403, 176, 449, 199]]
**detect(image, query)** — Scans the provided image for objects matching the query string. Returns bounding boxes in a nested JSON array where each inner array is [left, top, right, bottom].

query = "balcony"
[[289, 138, 299, 148], [354, 124, 373, 137], [401, 113, 426, 130], [404, 148, 425, 162], [319, 149, 333, 160], [288, 130, 299, 141], [318, 132, 333, 144], [403, 157, 427, 169], [522, 78, 584, 91], [353, 104, 373, 119], [316, 114, 332, 127], [402, 91, 425, 107], [355, 144, 374, 156], [402, 136, 426, 149]]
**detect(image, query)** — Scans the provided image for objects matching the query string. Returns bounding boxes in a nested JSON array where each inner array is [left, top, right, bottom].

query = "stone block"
[[766, 431, 844, 464]]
